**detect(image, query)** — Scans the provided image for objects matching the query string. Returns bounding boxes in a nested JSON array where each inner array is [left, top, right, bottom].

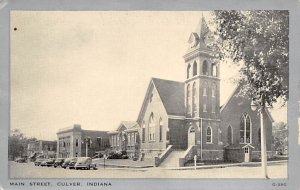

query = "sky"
[[11, 11, 287, 141]]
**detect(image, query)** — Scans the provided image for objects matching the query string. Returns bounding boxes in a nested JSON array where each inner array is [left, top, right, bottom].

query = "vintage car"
[[68, 157, 78, 169], [34, 158, 45, 166], [62, 157, 77, 169], [74, 157, 97, 170], [53, 158, 65, 168], [41, 158, 56, 167]]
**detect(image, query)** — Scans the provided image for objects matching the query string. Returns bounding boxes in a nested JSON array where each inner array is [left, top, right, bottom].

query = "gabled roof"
[[117, 121, 139, 131], [220, 84, 274, 123], [152, 78, 185, 116], [137, 78, 185, 123]]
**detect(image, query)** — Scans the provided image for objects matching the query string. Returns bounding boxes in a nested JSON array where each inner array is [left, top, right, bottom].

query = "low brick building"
[[56, 124, 109, 158]]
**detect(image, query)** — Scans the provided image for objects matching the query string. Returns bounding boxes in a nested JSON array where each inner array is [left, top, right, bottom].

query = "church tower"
[[183, 16, 222, 159]]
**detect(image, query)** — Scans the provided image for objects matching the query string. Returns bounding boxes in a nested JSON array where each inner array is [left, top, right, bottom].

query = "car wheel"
[[87, 165, 90, 170]]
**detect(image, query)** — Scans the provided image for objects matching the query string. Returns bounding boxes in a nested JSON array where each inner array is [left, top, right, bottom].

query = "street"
[[9, 161, 287, 179]]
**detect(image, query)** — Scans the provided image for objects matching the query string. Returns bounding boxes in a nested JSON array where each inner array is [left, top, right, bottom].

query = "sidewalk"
[[163, 160, 288, 170], [93, 158, 287, 170], [93, 158, 154, 168]]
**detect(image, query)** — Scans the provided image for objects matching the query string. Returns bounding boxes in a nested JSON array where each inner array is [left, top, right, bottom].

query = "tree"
[[210, 10, 288, 179], [211, 11, 288, 107], [8, 129, 28, 160], [272, 122, 288, 153]]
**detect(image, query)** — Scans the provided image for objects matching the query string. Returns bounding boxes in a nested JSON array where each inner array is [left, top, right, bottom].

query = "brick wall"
[[220, 87, 273, 151]]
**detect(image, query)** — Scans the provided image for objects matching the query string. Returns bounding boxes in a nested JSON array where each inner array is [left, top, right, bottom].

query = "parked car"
[[62, 157, 77, 169], [15, 157, 26, 163], [61, 158, 72, 169], [53, 158, 65, 168], [68, 157, 78, 169], [34, 158, 45, 166], [41, 158, 55, 167], [107, 150, 128, 159], [75, 157, 97, 170]]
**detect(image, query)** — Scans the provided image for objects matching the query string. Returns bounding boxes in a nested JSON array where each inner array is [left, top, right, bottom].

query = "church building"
[[108, 17, 274, 166]]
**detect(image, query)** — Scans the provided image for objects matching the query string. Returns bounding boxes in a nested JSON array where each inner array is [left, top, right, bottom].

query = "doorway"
[[244, 147, 250, 162], [188, 126, 196, 147]]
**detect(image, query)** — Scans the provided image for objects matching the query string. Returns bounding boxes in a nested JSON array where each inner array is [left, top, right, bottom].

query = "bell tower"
[[183, 16, 221, 149]]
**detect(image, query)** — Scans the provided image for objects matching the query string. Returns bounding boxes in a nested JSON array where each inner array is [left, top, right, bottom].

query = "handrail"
[[154, 145, 173, 167]]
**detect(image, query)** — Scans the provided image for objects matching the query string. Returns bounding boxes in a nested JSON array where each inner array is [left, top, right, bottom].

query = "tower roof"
[[185, 16, 213, 52], [194, 16, 210, 39]]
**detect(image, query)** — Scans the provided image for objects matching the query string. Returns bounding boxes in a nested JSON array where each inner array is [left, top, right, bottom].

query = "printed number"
[[272, 183, 287, 187]]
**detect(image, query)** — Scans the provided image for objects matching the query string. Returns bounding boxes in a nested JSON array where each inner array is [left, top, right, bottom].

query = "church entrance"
[[188, 126, 196, 147]]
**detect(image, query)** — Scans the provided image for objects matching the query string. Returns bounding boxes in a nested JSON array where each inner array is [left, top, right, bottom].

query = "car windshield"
[[76, 157, 89, 162]]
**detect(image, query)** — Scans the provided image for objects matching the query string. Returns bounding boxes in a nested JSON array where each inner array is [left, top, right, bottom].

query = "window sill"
[[206, 142, 213, 144]]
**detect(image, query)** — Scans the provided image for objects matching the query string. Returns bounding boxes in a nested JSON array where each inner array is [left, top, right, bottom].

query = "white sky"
[[11, 11, 287, 141]]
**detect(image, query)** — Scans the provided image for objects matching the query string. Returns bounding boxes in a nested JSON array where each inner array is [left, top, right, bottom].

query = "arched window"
[[142, 121, 145, 142], [240, 113, 252, 144], [203, 60, 208, 75], [227, 125, 233, 145], [187, 84, 191, 114], [203, 81, 208, 96], [192, 82, 197, 116], [187, 64, 191, 79], [148, 113, 155, 141], [206, 126, 212, 143], [193, 61, 197, 76], [212, 83, 217, 98], [159, 119, 163, 141], [212, 63, 217, 77]]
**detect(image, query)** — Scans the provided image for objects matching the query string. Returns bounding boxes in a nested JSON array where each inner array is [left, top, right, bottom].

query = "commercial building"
[[56, 124, 109, 158]]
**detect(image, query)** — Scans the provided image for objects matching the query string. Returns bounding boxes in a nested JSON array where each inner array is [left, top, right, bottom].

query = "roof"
[[119, 121, 139, 130], [220, 84, 274, 123], [152, 78, 185, 116], [194, 16, 210, 40]]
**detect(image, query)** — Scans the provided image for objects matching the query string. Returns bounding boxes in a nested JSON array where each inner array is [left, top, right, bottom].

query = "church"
[[108, 17, 274, 166]]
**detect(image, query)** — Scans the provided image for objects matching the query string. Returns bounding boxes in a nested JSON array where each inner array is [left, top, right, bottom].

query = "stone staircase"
[[159, 150, 185, 168]]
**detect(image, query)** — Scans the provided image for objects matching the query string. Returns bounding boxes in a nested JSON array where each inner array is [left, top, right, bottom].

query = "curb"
[[95, 163, 154, 169], [163, 160, 288, 170]]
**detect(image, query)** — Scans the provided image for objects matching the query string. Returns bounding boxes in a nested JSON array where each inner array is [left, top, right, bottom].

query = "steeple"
[[194, 14, 210, 40], [186, 15, 212, 51]]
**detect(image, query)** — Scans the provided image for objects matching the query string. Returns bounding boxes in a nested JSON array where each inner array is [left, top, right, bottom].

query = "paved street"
[[10, 161, 287, 179]]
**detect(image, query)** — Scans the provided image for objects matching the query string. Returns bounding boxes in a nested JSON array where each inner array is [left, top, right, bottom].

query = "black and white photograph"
[[8, 10, 289, 180]]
